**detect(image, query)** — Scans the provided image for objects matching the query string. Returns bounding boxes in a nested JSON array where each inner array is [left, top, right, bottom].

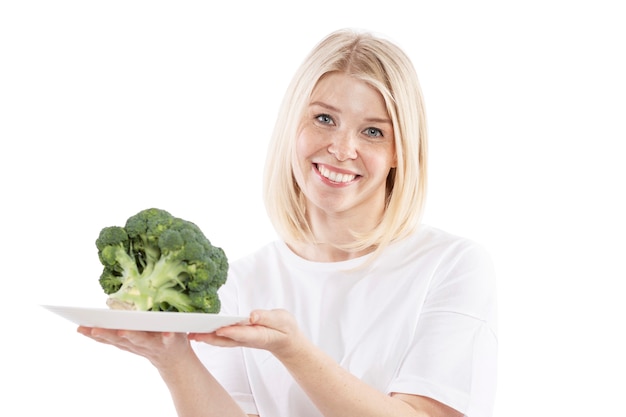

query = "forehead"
[[309, 72, 388, 115], [312, 72, 380, 96]]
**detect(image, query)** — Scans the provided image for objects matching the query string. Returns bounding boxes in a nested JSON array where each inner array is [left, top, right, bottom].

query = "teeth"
[[318, 165, 356, 183]]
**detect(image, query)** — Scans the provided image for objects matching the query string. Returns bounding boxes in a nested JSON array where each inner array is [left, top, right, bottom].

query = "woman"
[[79, 28, 497, 417]]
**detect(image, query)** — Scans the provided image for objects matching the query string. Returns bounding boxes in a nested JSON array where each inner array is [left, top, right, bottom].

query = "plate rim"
[[41, 304, 249, 333]]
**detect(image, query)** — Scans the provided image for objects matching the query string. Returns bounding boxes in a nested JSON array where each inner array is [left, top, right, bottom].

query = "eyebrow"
[[309, 101, 392, 125]]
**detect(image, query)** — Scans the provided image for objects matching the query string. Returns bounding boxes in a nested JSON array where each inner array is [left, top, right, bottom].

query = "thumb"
[[249, 309, 294, 331]]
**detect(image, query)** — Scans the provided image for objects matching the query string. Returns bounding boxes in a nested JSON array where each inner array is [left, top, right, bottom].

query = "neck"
[[288, 240, 374, 263], [290, 206, 381, 262]]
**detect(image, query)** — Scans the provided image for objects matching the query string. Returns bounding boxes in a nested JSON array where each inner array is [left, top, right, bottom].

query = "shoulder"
[[389, 224, 492, 269], [217, 241, 285, 314], [405, 225, 497, 327], [227, 240, 288, 280], [413, 224, 494, 282]]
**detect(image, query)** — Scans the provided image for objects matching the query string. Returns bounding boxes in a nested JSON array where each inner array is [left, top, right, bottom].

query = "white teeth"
[[318, 165, 356, 183]]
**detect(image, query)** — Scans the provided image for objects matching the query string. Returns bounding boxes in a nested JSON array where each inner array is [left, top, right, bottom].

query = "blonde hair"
[[263, 28, 428, 257]]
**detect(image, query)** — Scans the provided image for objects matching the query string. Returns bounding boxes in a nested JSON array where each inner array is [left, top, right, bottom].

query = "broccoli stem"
[[109, 255, 188, 311]]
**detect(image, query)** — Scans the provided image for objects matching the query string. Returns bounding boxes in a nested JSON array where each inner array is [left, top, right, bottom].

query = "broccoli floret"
[[95, 208, 228, 313]]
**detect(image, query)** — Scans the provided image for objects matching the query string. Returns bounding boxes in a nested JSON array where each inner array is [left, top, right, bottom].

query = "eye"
[[363, 127, 383, 138], [315, 114, 335, 125]]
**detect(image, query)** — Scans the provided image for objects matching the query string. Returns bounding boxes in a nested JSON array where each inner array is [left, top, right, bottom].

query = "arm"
[[190, 310, 462, 417], [77, 327, 249, 417]]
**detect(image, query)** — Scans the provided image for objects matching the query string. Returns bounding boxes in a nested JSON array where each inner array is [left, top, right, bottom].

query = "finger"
[[190, 310, 296, 350], [189, 311, 258, 344], [215, 324, 259, 342], [78, 326, 156, 350], [249, 309, 294, 333], [77, 326, 119, 343], [189, 331, 243, 347], [161, 332, 178, 346]]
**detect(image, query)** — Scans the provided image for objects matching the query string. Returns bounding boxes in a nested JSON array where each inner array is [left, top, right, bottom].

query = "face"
[[293, 72, 396, 225]]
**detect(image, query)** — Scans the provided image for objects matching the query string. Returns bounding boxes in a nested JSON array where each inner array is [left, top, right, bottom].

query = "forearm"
[[194, 310, 459, 417], [77, 327, 250, 417], [158, 351, 248, 417], [275, 338, 425, 417]]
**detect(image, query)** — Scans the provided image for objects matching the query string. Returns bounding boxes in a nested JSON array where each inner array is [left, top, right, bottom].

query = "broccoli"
[[95, 208, 228, 313]]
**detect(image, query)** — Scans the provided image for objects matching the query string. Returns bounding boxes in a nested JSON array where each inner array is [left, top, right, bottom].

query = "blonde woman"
[[79, 29, 497, 417]]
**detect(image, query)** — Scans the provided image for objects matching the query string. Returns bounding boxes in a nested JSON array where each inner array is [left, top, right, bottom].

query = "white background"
[[1, 1, 624, 416]]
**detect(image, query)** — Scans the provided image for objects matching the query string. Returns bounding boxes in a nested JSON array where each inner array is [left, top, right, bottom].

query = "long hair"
[[263, 28, 428, 258]]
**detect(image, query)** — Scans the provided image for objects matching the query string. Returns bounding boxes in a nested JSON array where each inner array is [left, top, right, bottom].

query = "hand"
[[189, 309, 305, 359], [77, 326, 192, 370]]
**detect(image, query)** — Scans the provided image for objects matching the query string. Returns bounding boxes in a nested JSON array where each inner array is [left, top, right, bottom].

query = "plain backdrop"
[[1, 1, 624, 416]]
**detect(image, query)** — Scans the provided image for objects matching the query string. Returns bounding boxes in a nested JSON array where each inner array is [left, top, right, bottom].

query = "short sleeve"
[[387, 241, 498, 417]]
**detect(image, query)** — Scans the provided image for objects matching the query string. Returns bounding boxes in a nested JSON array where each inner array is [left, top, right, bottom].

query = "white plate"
[[42, 305, 249, 333]]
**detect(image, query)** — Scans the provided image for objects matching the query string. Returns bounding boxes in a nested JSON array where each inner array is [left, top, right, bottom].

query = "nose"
[[327, 131, 357, 161]]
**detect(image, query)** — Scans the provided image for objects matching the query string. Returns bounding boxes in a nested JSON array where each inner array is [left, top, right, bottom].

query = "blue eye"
[[364, 127, 383, 138], [316, 114, 334, 125]]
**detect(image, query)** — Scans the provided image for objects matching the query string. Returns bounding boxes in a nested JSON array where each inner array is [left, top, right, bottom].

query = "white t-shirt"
[[194, 225, 498, 417]]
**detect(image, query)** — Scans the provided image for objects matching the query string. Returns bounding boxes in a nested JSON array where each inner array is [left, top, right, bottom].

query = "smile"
[[316, 164, 357, 183]]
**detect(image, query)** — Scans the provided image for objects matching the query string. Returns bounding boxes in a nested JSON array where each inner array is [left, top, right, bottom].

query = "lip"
[[314, 163, 360, 185]]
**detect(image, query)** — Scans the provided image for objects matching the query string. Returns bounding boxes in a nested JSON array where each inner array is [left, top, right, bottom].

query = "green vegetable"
[[95, 208, 227, 313]]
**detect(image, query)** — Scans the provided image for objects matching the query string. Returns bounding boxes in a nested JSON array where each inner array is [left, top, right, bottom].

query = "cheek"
[[295, 131, 308, 162], [292, 131, 311, 186], [362, 148, 396, 178], [295, 128, 317, 160]]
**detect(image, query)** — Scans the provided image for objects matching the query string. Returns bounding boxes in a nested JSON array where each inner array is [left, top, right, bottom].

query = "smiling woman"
[[76, 28, 497, 417], [292, 72, 397, 250], [264, 31, 429, 262]]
